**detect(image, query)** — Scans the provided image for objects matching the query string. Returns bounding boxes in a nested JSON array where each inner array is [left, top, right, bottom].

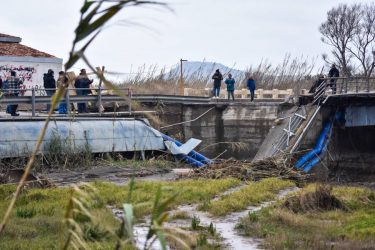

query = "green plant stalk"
[[0, 85, 65, 234]]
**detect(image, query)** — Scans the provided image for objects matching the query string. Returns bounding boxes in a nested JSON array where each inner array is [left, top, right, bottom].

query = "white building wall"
[[0, 56, 63, 95]]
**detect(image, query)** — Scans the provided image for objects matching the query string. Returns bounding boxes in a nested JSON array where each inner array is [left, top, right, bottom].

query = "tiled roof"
[[0, 33, 56, 58], [0, 33, 20, 39], [0, 43, 56, 58]]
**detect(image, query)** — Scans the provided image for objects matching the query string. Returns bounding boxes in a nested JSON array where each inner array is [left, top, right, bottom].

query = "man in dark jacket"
[[328, 64, 339, 94], [247, 76, 256, 101], [74, 69, 93, 113], [43, 69, 56, 111], [212, 69, 223, 98]]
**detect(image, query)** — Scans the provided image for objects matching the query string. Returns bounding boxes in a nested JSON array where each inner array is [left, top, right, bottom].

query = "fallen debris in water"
[[189, 156, 307, 183]]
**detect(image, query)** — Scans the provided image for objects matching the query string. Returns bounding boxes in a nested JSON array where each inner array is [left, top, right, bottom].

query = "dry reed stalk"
[[116, 54, 316, 96]]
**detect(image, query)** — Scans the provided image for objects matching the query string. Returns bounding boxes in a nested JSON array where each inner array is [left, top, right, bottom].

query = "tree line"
[[320, 2, 375, 77]]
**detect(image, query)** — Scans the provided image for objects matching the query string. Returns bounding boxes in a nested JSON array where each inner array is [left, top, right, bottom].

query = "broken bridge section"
[[154, 101, 295, 160], [280, 77, 375, 176]]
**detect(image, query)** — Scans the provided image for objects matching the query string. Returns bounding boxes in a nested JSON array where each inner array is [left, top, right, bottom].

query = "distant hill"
[[164, 61, 246, 80]]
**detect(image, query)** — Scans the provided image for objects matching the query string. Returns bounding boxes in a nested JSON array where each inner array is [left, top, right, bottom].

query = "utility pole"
[[179, 59, 188, 96]]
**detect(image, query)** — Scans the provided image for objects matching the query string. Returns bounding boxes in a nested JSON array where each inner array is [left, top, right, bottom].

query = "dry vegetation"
[[188, 157, 307, 183], [236, 183, 375, 249], [116, 54, 317, 95]]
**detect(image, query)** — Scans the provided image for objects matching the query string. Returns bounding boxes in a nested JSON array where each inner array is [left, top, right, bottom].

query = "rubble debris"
[[283, 184, 347, 213], [188, 156, 307, 183]]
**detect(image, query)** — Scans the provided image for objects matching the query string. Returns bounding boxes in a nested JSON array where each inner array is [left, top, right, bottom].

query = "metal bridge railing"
[[313, 77, 375, 105], [0, 87, 212, 117], [270, 106, 307, 156], [0, 87, 133, 116]]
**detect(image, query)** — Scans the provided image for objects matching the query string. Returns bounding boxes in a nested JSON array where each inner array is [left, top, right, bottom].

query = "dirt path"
[[112, 186, 299, 250], [43, 167, 185, 186], [175, 187, 299, 250]]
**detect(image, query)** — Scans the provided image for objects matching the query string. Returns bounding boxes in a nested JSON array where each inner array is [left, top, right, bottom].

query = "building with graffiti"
[[0, 33, 62, 95]]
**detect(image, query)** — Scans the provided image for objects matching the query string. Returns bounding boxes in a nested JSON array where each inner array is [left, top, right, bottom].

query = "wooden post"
[[96, 66, 105, 114]]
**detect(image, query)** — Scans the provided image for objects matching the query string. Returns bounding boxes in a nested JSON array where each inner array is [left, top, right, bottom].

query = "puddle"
[[111, 186, 299, 250], [111, 207, 162, 250]]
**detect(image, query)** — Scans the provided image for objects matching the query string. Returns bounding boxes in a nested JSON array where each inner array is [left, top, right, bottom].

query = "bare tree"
[[347, 3, 375, 77], [320, 4, 362, 76]]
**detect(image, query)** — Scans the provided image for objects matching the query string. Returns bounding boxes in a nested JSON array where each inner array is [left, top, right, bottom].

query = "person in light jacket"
[[57, 71, 69, 114], [247, 76, 256, 102], [225, 73, 235, 101]]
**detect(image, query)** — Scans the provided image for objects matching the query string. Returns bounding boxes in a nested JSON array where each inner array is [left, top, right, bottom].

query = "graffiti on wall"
[[0, 65, 37, 83]]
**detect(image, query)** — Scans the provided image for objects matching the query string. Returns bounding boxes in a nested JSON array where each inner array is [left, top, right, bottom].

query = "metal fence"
[[0, 87, 212, 117], [0, 87, 133, 116], [313, 77, 375, 105]]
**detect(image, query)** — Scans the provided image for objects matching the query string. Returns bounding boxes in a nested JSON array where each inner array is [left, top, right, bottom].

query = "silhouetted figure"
[[43, 69, 56, 111], [247, 76, 256, 101], [328, 64, 339, 94], [74, 69, 93, 113], [212, 69, 223, 98]]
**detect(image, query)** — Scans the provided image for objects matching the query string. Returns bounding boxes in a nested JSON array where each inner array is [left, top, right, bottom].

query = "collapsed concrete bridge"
[[1, 77, 375, 179]]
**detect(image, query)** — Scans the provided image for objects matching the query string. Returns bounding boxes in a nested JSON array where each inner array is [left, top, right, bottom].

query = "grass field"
[[236, 184, 375, 249], [1, 178, 374, 249]]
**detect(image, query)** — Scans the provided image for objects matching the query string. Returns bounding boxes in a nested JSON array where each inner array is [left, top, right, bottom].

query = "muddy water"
[[112, 187, 299, 250]]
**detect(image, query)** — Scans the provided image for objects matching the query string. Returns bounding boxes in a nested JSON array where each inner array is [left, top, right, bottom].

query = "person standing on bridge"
[[328, 64, 339, 94], [212, 69, 223, 98], [225, 73, 235, 101], [75, 69, 93, 113], [57, 71, 69, 114], [247, 76, 256, 102], [308, 74, 325, 94], [43, 69, 56, 112], [5, 71, 23, 116]]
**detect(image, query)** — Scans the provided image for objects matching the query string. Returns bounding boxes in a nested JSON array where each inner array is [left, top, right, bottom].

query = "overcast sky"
[[1, 0, 373, 74]]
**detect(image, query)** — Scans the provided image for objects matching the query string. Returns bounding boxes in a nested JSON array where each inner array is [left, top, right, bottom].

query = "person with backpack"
[[225, 73, 235, 101], [74, 69, 93, 113], [247, 76, 256, 102], [43, 69, 56, 111], [5, 71, 23, 116], [212, 69, 223, 98]]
